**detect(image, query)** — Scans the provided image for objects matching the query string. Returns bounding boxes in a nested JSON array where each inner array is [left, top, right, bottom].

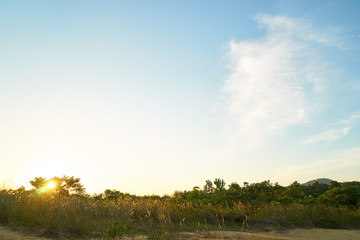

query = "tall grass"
[[0, 189, 359, 239], [249, 202, 360, 229]]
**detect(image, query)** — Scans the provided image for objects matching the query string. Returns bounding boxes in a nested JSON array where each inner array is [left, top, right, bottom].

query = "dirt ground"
[[1, 225, 360, 240], [0, 225, 49, 240]]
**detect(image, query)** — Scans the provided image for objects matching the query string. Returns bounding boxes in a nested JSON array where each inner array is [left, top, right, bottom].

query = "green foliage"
[[172, 179, 360, 209], [317, 182, 360, 207], [214, 178, 226, 191], [203, 180, 214, 194], [305, 182, 329, 198], [105, 221, 127, 239], [285, 181, 305, 200]]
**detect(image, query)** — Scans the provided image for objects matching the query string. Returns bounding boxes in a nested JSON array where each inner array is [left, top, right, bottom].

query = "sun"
[[47, 181, 56, 189]]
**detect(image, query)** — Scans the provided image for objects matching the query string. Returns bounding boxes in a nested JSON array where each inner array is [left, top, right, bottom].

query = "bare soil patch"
[[1, 226, 360, 240], [0, 225, 49, 240], [203, 229, 360, 240]]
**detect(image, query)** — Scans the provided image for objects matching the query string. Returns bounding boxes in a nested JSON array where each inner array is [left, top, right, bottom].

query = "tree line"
[[15, 176, 359, 209], [170, 178, 360, 208]]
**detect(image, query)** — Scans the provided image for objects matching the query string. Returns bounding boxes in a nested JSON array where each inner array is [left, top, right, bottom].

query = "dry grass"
[[0, 189, 359, 239]]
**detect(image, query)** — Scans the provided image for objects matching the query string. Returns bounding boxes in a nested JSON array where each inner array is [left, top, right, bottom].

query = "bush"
[[105, 221, 127, 239]]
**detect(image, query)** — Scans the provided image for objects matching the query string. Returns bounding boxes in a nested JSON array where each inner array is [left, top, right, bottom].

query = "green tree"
[[284, 181, 305, 201], [318, 182, 360, 207], [213, 178, 227, 205], [246, 180, 276, 203], [104, 189, 125, 201], [305, 182, 329, 198], [29, 175, 86, 196], [227, 182, 242, 205], [203, 180, 214, 194], [214, 178, 226, 191], [29, 177, 48, 189]]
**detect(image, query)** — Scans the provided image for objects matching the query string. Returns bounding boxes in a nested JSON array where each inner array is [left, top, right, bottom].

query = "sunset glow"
[[47, 181, 55, 190], [0, 0, 359, 195]]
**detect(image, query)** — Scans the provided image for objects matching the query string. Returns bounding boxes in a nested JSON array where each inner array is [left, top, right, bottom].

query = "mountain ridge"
[[302, 178, 334, 186]]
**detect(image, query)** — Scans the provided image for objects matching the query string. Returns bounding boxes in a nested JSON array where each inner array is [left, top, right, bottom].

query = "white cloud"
[[340, 112, 360, 124], [303, 127, 350, 144], [223, 14, 331, 147], [258, 14, 333, 45], [303, 112, 360, 144]]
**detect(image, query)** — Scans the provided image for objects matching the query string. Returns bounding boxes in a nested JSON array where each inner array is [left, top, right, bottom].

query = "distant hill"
[[302, 178, 334, 186]]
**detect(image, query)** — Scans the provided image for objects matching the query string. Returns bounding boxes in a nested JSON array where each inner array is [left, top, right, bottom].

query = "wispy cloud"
[[340, 112, 360, 124], [258, 15, 334, 46], [303, 127, 350, 144], [303, 112, 360, 144], [223, 14, 332, 147]]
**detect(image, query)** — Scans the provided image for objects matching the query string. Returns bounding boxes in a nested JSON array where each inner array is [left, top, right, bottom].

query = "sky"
[[1, 0, 359, 195]]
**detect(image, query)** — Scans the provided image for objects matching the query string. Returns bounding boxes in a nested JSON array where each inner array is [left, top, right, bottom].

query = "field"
[[0, 177, 359, 239]]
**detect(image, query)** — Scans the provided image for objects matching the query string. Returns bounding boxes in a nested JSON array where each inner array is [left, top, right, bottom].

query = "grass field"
[[1, 186, 359, 239]]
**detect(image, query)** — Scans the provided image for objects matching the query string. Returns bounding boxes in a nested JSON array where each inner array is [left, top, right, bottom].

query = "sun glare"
[[47, 181, 55, 189]]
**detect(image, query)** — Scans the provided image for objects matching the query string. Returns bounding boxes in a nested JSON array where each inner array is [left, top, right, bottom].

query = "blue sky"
[[1, 0, 359, 195]]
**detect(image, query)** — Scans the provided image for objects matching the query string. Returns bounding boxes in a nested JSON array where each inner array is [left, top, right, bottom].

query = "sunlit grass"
[[0, 188, 359, 239], [1, 178, 359, 239]]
